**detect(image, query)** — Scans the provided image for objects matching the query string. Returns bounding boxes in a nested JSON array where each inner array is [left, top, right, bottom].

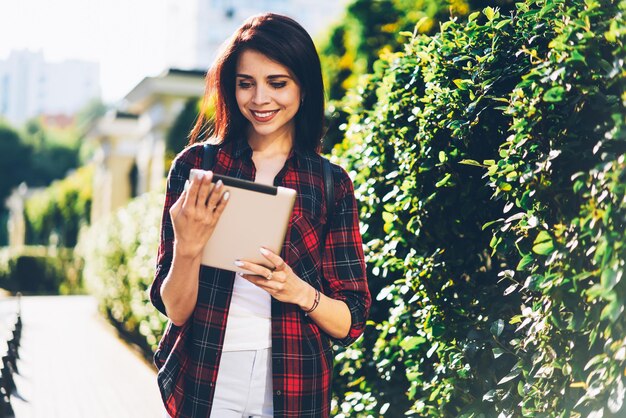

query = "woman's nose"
[[252, 85, 270, 105]]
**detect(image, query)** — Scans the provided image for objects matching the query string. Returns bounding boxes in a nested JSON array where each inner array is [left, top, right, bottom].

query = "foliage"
[[0, 246, 83, 294], [318, 0, 515, 152], [20, 118, 81, 188], [331, 0, 626, 416], [0, 122, 32, 208], [77, 191, 167, 354], [24, 165, 93, 247]]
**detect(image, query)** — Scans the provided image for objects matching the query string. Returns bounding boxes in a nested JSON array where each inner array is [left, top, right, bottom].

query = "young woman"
[[150, 13, 371, 418]]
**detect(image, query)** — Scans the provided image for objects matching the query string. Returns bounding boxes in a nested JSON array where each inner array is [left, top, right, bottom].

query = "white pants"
[[165, 348, 274, 418], [210, 348, 274, 417]]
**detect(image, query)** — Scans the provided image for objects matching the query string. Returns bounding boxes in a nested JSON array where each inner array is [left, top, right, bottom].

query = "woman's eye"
[[237, 82, 253, 89], [270, 82, 287, 89]]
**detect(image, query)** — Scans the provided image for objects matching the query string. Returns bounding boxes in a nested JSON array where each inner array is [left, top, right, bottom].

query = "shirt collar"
[[230, 137, 309, 168]]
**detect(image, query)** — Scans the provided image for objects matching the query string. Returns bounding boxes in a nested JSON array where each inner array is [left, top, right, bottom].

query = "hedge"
[[330, 0, 626, 416], [0, 246, 83, 294], [77, 191, 167, 354], [24, 165, 93, 247]]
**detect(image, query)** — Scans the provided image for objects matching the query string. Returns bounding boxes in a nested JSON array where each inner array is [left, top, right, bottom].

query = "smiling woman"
[[149, 12, 371, 418]]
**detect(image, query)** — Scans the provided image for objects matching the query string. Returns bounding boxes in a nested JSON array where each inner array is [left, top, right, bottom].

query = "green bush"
[[78, 191, 167, 354], [331, 0, 626, 416], [0, 246, 83, 294], [24, 165, 93, 247]]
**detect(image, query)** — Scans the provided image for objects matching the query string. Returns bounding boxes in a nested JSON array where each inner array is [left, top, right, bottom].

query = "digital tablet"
[[185, 169, 297, 274]]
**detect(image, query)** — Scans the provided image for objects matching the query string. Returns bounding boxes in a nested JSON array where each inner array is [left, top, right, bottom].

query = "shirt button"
[[275, 390, 282, 396]]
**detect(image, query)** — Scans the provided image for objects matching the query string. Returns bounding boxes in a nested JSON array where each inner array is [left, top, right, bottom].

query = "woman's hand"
[[237, 247, 315, 309], [170, 170, 230, 260]]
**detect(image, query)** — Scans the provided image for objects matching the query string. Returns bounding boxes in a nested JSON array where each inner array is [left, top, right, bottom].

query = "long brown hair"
[[188, 13, 325, 153]]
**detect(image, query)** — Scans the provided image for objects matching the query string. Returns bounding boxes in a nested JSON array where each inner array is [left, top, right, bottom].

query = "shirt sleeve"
[[149, 147, 197, 316], [322, 165, 371, 347]]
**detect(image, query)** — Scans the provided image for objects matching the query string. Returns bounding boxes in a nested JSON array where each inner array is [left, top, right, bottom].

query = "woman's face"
[[235, 49, 302, 142]]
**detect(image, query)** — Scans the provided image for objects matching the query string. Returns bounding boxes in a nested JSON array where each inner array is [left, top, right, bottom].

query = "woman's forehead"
[[236, 49, 292, 77]]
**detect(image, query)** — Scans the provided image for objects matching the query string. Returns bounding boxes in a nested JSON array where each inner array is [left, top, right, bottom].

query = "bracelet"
[[303, 288, 320, 316]]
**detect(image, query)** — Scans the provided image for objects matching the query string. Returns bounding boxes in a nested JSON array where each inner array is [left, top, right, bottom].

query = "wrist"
[[297, 284, 315, 310], [302, 286, 321, 316], [173, 242, 200, 262]]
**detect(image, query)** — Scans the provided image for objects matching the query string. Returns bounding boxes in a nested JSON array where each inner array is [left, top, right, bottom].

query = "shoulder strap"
[[321, 157, 334, 244], [202, 143, 218, 170]]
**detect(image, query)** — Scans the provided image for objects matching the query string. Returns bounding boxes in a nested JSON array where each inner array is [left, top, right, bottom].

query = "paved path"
[[0, 295, 164, 418]]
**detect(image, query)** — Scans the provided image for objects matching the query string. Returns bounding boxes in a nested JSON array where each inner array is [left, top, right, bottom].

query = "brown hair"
[[188, 13, 325, 153]]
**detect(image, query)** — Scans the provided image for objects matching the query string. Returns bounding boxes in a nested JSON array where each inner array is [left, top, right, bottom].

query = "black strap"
[[321, 157, 334, 245], [202, 143, 218, 171]]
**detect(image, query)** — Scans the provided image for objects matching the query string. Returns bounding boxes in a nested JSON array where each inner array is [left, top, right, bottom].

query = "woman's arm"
[[237, 248, 352, 339], [159, 170, 230, 325]]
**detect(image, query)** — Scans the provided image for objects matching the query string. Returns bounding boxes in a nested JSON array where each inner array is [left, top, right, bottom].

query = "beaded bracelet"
[[304, 288, 320, 316]]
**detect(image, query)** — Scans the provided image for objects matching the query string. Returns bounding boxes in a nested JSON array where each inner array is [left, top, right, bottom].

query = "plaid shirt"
[[150, 139, 371, 418]]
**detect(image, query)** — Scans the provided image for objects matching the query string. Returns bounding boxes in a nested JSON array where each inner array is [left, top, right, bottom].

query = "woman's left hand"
[[237, 247, 313, 308]]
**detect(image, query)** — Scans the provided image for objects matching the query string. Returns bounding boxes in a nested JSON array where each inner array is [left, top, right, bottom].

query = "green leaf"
[[495, 19, 511, 30], [533, 231, 554, 255], [459, 159, 486, 168], [400, 336, 427, 351], [600, 299, 624, 323], [490, 319, 505, 337], [438, 151, 447, 163], [484, 6, 496, 21], [517, 254, 535, 271], [498, 368, 521, 385], [435, 173, 452, 187], [600, 268, 621, 292], [543, 86, 565, 102]]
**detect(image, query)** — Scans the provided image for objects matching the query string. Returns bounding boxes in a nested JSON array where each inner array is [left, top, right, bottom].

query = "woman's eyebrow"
[[236, 73, 293, 80]]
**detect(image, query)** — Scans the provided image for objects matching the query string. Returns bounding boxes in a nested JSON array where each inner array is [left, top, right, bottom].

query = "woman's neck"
[[247, 128, 294, 158]]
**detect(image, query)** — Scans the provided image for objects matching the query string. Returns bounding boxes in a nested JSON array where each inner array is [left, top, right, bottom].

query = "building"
[[87, 69, 205, 222], [162, 0, 349, 70], [0, 50, 100, 125]]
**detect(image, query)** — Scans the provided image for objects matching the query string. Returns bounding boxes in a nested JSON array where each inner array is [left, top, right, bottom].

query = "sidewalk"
[[2, 295, 164, 418]]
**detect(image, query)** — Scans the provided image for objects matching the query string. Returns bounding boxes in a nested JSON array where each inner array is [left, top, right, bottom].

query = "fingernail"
[[223, 191, 230, 201], [259, 247, 270, 256], [184, 180, 190, 191], [234, 260, 244, 267], [194, 170, 204, 181], [216, 179, 223, 189], [205, 171, 213, 180]]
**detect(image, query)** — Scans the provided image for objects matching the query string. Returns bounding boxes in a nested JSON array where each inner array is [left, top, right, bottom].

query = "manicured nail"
[[223, 191, 230, 201], [194, 170, 204, 181], [184, 180, 190, 191], [234, 260, 244, 267], [259, 247, 270, 256], [216, 179, 223, 189]]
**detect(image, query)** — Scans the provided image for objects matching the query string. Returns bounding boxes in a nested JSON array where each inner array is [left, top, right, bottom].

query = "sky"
[[0, 0, 169, 103]]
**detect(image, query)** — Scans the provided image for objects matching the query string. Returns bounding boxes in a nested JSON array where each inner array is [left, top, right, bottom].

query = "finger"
[[259, 247, 286, 271], [196, 171, 213, 208], [213, 190, 230, 217], [184, 170, 203, 209], [169, 189, 187, 219], [241, 274, 275, 292], [234, 260, 273, 280], [206, 179, 224, 211]]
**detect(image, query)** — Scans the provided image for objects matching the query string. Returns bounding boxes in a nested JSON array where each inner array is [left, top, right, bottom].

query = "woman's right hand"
[[169, 170, 230, 259]]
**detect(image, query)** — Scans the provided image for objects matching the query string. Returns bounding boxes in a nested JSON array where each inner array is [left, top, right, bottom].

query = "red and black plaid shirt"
[[150, 139, 371, 418]]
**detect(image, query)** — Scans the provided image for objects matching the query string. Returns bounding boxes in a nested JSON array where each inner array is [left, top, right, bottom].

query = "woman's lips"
[[251, 109, 279, 122]]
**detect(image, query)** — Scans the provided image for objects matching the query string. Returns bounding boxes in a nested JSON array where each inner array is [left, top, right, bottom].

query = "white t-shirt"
[[221, 272, 272, 351]]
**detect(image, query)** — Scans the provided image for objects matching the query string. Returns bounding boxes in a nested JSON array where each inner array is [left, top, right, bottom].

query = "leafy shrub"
[[78, 191, 167, 354], [331, 0, 626, 416], [24, 165, 93, 247], [0, 246, 83, 294]]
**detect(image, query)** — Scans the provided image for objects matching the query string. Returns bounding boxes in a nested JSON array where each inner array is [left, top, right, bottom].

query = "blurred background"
[[0, 0, 625, 417]]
